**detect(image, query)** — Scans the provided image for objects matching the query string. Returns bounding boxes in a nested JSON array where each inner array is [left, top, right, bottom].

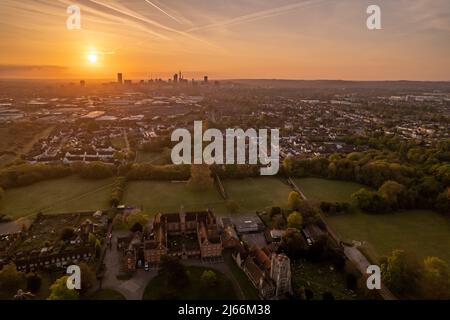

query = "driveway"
[[100, 231, 157, 300]]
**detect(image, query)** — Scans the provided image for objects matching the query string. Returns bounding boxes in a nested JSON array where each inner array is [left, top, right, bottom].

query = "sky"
[[0, 0, 449, 80]]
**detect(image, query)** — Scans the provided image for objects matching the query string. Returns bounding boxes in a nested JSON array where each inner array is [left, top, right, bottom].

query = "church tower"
[[270, 253, 293, 297]]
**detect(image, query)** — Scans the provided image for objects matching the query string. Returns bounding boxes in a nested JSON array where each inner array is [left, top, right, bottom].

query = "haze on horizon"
[[0, 0, 449, 81]]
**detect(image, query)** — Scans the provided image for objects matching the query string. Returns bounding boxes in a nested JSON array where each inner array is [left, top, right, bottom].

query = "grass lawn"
[[143, 266, 238, 300], [135, 151, 162, 163], [292, 260, 355, 300], [0, 176, 115, 219], [123, 181, 228, 215], [294, 177, 368, 203], [222, 177, 292, 213], [135, 150, 171, 165], [295, 178, 450, 264], [89, 289, 125, 300]]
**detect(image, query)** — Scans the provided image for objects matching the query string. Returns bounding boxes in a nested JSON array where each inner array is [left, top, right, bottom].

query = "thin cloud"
[[186, 0, 327, 32], [87, 0, 218, 48], [143, 0, 183, 24], [0, 65, 67, 73]]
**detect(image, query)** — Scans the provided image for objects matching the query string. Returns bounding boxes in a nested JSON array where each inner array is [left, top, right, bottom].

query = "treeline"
[[121, 163, 191, 181], [283, 149, 449, 214], [0, 164, 72, 189], [211, 164, 260, 179], [110, 177, 126, 207], [380, 249, 450, 299], [0, 161, 194, 190]]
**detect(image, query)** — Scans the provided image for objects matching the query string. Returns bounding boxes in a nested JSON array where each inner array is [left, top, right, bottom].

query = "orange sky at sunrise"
[[0, 0, 449, 80]]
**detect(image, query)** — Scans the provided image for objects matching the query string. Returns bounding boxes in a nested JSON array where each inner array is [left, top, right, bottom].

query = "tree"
[[287, 191, 301, 211], [126, 211, 149, 230], [48, 276, 79, 300], [297, 286, 307, 300], [278, 228, 307, 259], [79, 262, 96, 295], [381, 250, 421, 294], [436, 188, 450, 214], [378, 180, 406, 209], [88, 233, 97, 245], [351, 188, 389, 214], [130, 222, 143, 233], [287, 211, 303, 229], [200, 270, 217, 288], [0, 263, 25, 295], [60, 227, 75, 241], [188, 164, 214, 190], [421, 257, 450, 299], [26, 273, 42, 294], [158, 256, 190, 289], [269, 207, 282, 218]]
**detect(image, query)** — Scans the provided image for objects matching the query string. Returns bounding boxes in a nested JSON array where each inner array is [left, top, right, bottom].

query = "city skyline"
[[0, 0, 449, 80]]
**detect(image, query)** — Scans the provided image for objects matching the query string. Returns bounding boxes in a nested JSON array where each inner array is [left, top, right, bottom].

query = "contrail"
[[143, 0, 183, 24], [186, 0, 327, 32], [88, 0, 221, 49]]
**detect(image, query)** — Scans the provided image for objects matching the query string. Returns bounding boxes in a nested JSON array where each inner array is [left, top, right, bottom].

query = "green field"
[[222, 177, 292, 212], [0, 176, 114, 219], [123, 181, 228, 215], [135, 150, 171, 164], [135, 151, 162, 163], [295, 178, 450, 263], [143, 266, 238, 300]]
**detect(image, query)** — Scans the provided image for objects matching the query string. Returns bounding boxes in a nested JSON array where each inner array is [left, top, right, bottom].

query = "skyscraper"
[[173, 73, 178, 83], [117, 73, 123, 85], [204, 76, 208, 83]]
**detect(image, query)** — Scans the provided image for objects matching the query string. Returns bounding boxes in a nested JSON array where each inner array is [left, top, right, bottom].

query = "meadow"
[[295, 178, 450, 263], [122, 180, 228, 215], [0, 176, 114, 219], [222, 177, 292, 212]]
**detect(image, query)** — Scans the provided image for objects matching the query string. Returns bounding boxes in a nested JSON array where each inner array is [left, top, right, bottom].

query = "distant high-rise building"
[[173, 73, 178, 83], [80, 80, 86, 87], [204, 76, 208, 83], [117, 73, 123, 84], [124, 79, 132, 85]]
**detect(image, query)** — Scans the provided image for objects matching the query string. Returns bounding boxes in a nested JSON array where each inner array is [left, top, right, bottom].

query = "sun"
[[87, 53, 98, 63]]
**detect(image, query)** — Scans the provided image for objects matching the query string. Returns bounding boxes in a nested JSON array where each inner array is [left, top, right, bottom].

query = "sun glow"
[[87, 53, 98, 63]]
